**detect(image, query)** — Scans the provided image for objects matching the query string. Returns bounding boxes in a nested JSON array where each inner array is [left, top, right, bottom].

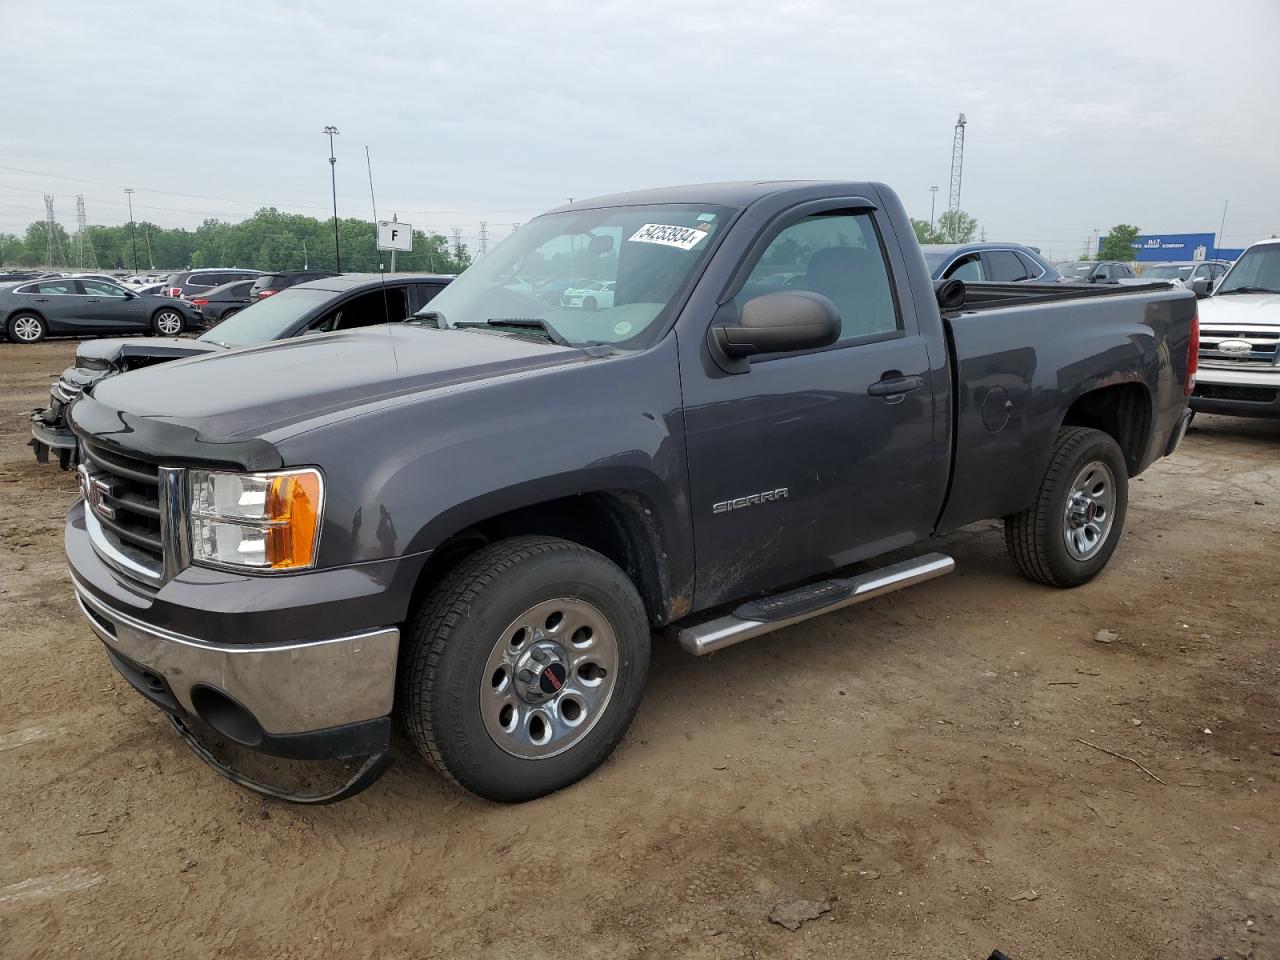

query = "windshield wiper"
[[454, 318, 571, 346], [1218, 286, 1280, 295]]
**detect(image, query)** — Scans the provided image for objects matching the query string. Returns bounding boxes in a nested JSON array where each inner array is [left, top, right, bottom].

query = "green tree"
[[910, 218, 934, 244], [934, 209, 978, 244], [1099, 224, 1140, 262]]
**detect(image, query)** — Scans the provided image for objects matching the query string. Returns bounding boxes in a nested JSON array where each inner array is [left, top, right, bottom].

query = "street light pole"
[[323, 126, 341, 271], [929, 186, 939, 235], [124, 188, 138, 273]]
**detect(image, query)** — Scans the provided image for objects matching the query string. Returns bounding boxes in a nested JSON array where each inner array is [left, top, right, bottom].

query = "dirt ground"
[[1, 339, 1277, 960]]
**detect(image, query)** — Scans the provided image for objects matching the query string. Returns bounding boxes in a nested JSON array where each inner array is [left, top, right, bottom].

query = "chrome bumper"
[[73, 576, 399, 736]]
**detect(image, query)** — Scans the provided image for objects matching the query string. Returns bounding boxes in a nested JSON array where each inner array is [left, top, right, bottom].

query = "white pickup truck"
[[1190, 238, 1280, 419]]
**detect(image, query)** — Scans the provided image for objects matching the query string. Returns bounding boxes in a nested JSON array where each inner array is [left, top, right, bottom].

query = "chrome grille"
[[1198, 327, 1280, 368], [80, 439, 164, 566]]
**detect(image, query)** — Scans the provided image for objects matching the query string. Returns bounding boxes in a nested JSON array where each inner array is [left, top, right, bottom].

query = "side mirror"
[[711, 291, 840, 373], [1188, 278, 1213, 299]]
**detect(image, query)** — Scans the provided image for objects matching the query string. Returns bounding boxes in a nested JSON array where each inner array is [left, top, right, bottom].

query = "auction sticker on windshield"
[[628, 223, 709, 251]]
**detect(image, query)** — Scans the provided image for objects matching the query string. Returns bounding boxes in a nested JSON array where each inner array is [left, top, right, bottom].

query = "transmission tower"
[[44, 195, 66, 269], [477, 221, 489, 256], [75, 195, 99, 270], [947, 113, 966, 241], [451, 227, 463, 260]]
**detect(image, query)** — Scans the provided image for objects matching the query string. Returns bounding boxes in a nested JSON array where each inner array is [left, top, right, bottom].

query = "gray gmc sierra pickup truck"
[[64, 181, 1198, 804]]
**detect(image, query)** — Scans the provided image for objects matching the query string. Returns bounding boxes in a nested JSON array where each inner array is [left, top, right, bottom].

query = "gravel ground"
[[2, 339, 1277, 959]]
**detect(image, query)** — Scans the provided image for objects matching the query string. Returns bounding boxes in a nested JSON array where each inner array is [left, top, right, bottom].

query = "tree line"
[[0, 207, 473, 275]]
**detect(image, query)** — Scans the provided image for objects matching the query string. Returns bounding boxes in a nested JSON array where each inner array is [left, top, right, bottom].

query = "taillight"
[[191, 298, 208, 307], [1185, 311, 1198, 395], [168, 286, 182, 298], [257, 289, 277, 299]]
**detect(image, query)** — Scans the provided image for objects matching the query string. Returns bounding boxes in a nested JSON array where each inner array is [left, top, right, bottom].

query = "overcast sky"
[[3, 0, 1278, 260]]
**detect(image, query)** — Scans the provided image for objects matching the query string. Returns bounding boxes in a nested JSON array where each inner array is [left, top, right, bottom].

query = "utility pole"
[[1217, 200, 1229, 257], [478, 221, 488, 257], [451, 228, 462, 262], [929, 186, 939, 235], [302, 237, 308, 269], [124, 188, 138, 273], [323, 126, 341, 271], [947, 113, 966, 241], [143, 223, 154, 269]]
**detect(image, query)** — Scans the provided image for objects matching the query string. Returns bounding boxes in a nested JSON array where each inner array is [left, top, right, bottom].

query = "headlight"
[[189, 468, 324, 571]]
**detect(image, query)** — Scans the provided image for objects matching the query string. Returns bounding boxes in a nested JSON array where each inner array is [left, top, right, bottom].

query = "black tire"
[[152, 309, 184, 336], [7, 312, 46, 344], [1004, 426, 1129, 588], [400, 535, 650, 802], [220, 308, 239, 321]]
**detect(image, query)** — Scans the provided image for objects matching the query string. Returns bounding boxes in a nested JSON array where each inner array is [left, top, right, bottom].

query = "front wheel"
[[400, 535, 650, 801], [1004, 426, 1129, 588], [153, 309, 184, 336]]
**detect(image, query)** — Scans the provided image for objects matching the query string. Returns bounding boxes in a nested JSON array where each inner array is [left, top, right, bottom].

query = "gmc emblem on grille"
[[76, 464, 116, 521]]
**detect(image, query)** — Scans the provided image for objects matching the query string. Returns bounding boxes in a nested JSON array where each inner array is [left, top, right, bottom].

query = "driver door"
[[77, 279, 149, 332]]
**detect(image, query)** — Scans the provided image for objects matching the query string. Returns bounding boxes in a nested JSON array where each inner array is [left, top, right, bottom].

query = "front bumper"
[[1190, 367, 1280, 418], [66, 501, 414, 764], [74, 578, 398, 759]]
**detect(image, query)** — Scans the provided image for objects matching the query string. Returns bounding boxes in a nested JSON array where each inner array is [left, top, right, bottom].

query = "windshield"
[[1217, 246, 1280, 295], [411, 203, 732, 348], [1141, 264, 1193, 280], [197, 288, 331, 347]]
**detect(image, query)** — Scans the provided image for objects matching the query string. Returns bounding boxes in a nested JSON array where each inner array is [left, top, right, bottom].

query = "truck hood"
[[1198, 292, 1280, 326], [87, 325, 587, 442]]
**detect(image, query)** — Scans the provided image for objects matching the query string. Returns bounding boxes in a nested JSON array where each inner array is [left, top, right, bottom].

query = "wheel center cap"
[[513, 642, 568, 703], [1068, 493, 1096, 528]]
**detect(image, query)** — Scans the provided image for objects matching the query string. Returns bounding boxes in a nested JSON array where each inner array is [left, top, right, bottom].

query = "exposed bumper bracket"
[[168, 715, 392, 805]]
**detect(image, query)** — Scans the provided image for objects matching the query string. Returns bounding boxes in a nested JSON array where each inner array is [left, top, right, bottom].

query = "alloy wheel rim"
[[157, 312, 182, 335], [1062, 459, 1116, 560], [13, 317, 41, 341], [480, 597, 619, 760]]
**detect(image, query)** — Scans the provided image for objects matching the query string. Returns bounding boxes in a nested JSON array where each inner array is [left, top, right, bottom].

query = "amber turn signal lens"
[[264, 471, 322, 569]]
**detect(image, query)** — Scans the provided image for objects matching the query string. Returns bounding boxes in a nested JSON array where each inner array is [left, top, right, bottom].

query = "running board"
[[677, 553, 955, 656]]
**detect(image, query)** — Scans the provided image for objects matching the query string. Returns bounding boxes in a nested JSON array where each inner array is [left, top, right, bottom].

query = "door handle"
[[867, 375, 923, 398], [87, 298, 102, 303], [34, 297, 49, 302]]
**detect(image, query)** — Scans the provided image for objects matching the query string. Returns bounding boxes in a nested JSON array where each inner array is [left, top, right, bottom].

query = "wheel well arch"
[[1061, 382, 1152, 474], [406, 490, 681, 628]]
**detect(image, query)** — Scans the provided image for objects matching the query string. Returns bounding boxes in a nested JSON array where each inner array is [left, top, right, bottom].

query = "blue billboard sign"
[[1130, 233, 1217, 262]]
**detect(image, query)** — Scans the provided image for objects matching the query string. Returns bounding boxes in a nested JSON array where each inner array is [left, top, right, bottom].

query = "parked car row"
[[0, 276, 201, 343]]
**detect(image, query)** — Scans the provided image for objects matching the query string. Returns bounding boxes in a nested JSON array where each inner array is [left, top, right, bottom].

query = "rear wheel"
[[220, 308, 240, 322], [1005, 427, 1129, 587], [400, 535, 650, 802], [153, 309, 184, 336], [7, 312, 46, 343]]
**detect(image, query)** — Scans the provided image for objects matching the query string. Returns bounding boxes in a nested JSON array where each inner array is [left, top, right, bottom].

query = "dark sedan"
[[921, 242, 1063, 283], [189, 279, 256, 326], [1, 277, 201, 343]]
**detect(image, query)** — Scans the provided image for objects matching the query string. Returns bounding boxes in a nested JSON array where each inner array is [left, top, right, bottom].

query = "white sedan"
[[561, 280, 615, 310]]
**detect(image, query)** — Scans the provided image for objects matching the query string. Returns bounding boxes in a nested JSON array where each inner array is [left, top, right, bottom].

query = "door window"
[[80, 279, 128, 297], [984, 249, 1029, 281], [739, 212, 899, 342], [311, 289, 410, 332], [33, 280, 78, 295], [946, 255, 985, 282]]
